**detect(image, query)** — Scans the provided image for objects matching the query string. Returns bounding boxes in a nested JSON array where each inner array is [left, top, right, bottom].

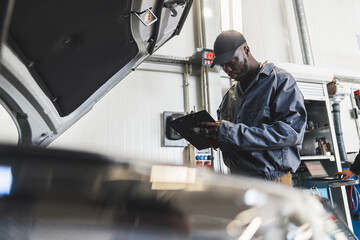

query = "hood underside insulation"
[[8, 0, 138, 116]]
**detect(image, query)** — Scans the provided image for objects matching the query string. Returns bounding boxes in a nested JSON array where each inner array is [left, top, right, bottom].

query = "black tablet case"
[[169, 110, 215, 150]]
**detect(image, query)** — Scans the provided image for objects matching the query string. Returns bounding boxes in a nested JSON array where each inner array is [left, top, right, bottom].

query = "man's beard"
[[234, 58, 248, 80]]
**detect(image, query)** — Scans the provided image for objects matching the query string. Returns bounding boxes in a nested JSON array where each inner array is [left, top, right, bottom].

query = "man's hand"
[[195, 121, 222, 149], [335, 170, 355, 180], [197, 121, 221, 135]]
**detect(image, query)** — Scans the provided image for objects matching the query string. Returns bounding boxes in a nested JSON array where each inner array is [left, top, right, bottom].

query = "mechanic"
[[336, 151, 360, 180], [199, 30, 307, 186]]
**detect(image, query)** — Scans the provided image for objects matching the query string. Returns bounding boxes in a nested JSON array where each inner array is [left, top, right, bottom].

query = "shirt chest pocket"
[[238, 106, 271, 126]]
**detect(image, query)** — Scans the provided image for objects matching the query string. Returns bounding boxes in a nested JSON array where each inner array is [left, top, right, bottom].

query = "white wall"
[[242, 0, 303, 64], [154, 4, 198, 57], [51, 64, 200, 165], [240, 0, 360, 71], [305, 0, 360, 71], [339, 82, 360, 155], [302, 0, 360, 156]]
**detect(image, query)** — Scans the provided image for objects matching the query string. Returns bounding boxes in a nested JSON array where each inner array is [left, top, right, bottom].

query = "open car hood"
[[0, 0, 193, 146]]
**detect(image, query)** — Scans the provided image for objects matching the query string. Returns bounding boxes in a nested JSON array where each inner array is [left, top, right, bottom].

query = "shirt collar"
[[259, 61, 275, 76], [235, 61, 275, 94]]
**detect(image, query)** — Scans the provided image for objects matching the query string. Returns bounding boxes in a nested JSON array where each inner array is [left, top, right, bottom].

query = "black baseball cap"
[[210, 30, 246, 68]]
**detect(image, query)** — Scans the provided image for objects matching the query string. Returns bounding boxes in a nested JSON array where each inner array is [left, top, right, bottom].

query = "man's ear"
[[244, 46, 250, 55]]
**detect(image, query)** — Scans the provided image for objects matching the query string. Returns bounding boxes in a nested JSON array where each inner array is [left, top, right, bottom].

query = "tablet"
[[169, 110, 215, 150]]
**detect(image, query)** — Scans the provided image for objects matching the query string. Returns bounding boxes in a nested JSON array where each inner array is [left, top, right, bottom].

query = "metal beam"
[[293, 0, 314, 65], [145, 54, 190, 65]]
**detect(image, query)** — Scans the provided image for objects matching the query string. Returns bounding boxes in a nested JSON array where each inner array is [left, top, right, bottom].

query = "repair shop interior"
[[1, 0, 360, 239]]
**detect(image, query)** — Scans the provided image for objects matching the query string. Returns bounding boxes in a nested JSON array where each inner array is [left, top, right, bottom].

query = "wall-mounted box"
[[163, 111, 188, 147]]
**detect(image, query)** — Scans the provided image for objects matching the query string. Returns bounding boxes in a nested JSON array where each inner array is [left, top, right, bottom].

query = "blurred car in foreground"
[[0, 145, 356, 240]]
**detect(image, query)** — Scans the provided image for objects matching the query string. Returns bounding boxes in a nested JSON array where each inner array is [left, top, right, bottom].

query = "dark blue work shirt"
[[217, 62, 307, 180]]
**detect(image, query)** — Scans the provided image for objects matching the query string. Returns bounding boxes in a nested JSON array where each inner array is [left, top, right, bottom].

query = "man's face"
[[221, 46, 249, 81]]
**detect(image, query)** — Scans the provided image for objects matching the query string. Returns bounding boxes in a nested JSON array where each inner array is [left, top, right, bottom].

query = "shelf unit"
[[296, 81, 353, 231], [305, 126, 330, 133], [267, 62, 352, 230]]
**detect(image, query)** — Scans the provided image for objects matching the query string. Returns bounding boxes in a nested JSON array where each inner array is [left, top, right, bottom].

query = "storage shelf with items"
[[294, 91, 352, 229], [301, 100, 335, 158], [275, 63, 353, 229], [305, 126, 330, 133]]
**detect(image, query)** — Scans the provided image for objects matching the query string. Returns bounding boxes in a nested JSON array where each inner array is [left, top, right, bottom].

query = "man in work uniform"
[[336, 151, 360, 180], [200, 30, 307, 186]]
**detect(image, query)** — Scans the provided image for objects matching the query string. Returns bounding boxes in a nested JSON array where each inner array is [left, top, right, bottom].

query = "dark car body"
[[0, 145, 355, 240]]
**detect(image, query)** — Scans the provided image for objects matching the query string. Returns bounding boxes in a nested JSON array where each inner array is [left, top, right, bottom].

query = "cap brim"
[[210, 49, 236, 68]]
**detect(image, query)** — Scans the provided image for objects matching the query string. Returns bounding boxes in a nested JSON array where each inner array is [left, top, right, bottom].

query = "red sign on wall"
[[202, 49, 214, 66]]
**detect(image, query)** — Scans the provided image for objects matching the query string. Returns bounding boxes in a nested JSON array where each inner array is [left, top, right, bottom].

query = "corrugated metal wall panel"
[[51, 69, 188, 165]]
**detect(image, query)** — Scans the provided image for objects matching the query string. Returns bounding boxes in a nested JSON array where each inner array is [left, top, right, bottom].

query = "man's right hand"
[[335, 170, 355, 180], [197, 121, 221, 136], [194, 121, 222, 150]]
